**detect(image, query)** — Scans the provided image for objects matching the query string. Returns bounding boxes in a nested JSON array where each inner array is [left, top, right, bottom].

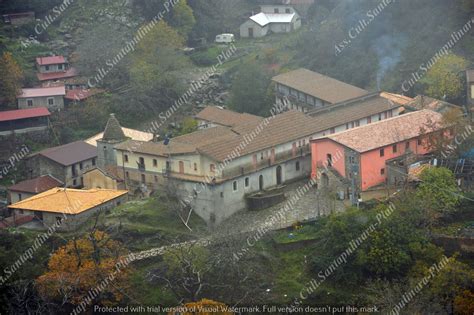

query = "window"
[[139, 157, 145, 165], [233, 181, 238, 191], [47, 97, 54, 106], [194, 163, 197, 171], [56, 216, 62, 224], [296, 161, 300, 171], [58, 64, 63, 70], [45, 65, 50, 71], [405, 142, 410, 150], [285, 8, 291, 13], [154, 175, 158, 183], [346, 123, 350, 130], [141, 174, 146, 183], [380, 168, 385, 175], [124, 155, 129, 163], [220, 192, 224, 198], [303, 139, 306, 146], [27, 99, 33, 107], [392, 144, 397, 153], [245, 177, 249, 187], [327, 154, 333, 167], [153, 159, 158, 167], [210, 164, 215, 172], [378, 113, 382, 121], [380, 148, 385, 157], [79, 162, 83, 170], [349, 156, 355, 164], [388, 111, 393, 118], [330, 128, 335, 134], [73, 179, 77, 186], [92, 158, 96, 166], [18, 193, 22, 201], [260, 152, 264, 160], [367, 116, 372, 124], [125, 171, 129, 178], [274, 8, 279, 13], [355, 120, 360, 127]]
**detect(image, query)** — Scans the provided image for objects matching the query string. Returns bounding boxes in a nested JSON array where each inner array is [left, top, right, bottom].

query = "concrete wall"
[[18, 95, 64, 111], [37, 63, 67, 73], [174, 155, 311, 225], [240, 20, 268, 38], [8, 191, 34, 204], [311, 139, 346, 179], [360, 137, 431, 191], [83, 169, 120, 190]]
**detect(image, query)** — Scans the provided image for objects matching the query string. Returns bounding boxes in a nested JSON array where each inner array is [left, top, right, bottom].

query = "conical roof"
[[102, 113, 126, 142]]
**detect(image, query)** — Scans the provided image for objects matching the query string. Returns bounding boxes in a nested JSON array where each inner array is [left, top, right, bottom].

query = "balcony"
[[220, 146, 310, 179]]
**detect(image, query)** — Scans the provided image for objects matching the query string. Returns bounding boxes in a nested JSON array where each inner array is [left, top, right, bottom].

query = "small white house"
[[215, 33, 235, 43], [240, 10, 301, 38]]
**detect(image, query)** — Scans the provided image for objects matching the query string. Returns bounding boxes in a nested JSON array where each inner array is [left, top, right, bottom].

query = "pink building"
[[311, 110, 446, 191]]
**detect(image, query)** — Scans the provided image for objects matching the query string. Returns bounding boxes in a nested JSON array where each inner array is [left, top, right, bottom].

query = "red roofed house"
[[26, 141, 98, 188], [17, 86, 66, 111], [310, 110, 447, 193], [36, 55, 78, 82], [7, 175, 63, 204], [0, 107, 50, 136]]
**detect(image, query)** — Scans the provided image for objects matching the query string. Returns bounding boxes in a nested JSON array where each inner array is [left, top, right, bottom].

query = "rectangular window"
[[378, 113, 382, 121], [296, 161, 300, 171], [274, 8, 279, 13], [392, 145, 397, 153], [245, 177, 249, 187], [153, 159, 158, 167], [355, 120, 360, 127], [406, 142, 410, 150], [194, 163, 197, 171], [124, 155, 129, 163], [346, 123, 350, 130], [380, 168, 385, 175], [380, 148, 385, 157], [47, 97, 54, 106], [285, 8, 291, 13], [58, 64, 63, 70], [327, 154, 332, 167], [330, 128, 335, 134], [92, 158, 96, 166], [45, 65, 50, 71], [125, 171, 129, 179], [79, 162, 83, 170], [27, 99, 33, 107], [349, 156, 355, 164], [233, 181, 238, 191], [18, 193, 22, 201]]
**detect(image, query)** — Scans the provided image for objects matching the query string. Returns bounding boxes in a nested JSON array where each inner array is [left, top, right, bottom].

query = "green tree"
[[0, 52, 23, 108], [420, 54, 468, 102], [179, 117, 198, 135], [416, 167, 460, 216], [229, 62, 272, 116], [169, 0, 196, 40]]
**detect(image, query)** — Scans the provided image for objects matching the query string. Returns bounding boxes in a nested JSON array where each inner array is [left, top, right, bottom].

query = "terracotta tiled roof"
[[36, 56, 65, 66], [195, 107, 262, 127], [18, 86, 66, 98], [8, 175, 63, 194], [36, 141, 97, 166], [405, 95, 462, 114], [321, 110, 444, 153], [8, 188, 128, 214], [272, 68, 369, 104], [308, 92, 409, 129], [0, 107, 50, 122], [65, 88, 102, 101]]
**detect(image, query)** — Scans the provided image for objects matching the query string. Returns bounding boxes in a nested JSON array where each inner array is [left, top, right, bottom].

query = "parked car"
[[215, 33, 235, 44]]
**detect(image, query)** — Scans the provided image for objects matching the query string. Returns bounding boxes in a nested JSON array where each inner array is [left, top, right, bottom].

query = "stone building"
[[26, 141, 97, 188]]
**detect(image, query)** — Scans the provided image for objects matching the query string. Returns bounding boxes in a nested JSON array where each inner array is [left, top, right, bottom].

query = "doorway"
[[248, 27, 254, 38], [259, 175, 264, 190], [276, 165, 282, 185]]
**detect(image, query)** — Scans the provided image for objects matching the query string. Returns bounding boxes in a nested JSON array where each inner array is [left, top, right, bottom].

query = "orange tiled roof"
[[323, 109, 444, 153], [8, 188, 128, 214]]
